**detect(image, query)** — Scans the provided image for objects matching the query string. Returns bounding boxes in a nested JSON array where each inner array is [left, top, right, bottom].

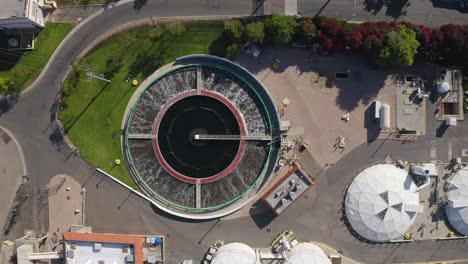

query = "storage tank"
[[438, 81, 451, 93], [380, 104, 391, 130], [345, 164, 422, 242], [445, 165, 468, 236], [212, 243, 256, 264], [287, 243, 331, 264]]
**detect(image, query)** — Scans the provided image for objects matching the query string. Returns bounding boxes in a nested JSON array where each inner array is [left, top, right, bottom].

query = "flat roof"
[[1, 0, 25, 19], [63, 232, 144, 264], [261, 163, 314, 215]]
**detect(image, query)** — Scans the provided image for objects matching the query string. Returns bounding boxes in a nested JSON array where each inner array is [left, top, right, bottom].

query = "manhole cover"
[[266, 228, 271, 233]]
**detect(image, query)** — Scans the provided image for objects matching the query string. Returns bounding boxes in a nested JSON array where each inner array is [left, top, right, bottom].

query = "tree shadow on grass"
[[208, 32, 231, 58], [63, 82, 110, 132]]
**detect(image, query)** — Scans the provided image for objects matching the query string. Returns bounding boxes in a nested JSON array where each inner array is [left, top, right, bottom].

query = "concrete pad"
[[48, 174, 83, 233], [238, 49, 396, 167]]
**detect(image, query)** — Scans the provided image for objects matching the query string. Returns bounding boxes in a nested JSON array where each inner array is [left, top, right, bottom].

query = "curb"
[[22, 0, 119, 95], [0, 125, 28, 177]]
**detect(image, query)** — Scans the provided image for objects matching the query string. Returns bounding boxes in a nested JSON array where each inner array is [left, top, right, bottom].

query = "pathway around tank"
[[0, 126, 26, 239]]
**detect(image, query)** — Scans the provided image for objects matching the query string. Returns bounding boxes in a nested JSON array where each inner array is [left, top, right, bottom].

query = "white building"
[[446, 165, 468, 236], [345, 164, 423, 242], [1, 0, 55, 49], [1, 0, 55, 29]]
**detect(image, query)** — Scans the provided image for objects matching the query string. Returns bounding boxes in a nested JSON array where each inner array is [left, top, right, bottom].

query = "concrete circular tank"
[[445, 165, 468, 236], [211, 243, 256, 264], [345, 164, 422, 242], [287, 243, 331, 264], [123, 55, 280, 219]]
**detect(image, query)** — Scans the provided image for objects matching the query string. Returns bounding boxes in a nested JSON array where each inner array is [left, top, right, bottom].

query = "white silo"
[[287, 242, 331, 264], [211, 242, 257, 264]]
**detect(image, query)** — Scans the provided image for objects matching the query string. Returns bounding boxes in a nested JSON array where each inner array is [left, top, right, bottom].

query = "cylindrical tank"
[[212, 243, 256, 264], [380, 104, 391, 130], [287, 243, 331, 264]]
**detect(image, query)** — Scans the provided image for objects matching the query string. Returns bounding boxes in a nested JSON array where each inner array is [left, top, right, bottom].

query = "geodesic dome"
[[287, 243, 331, 264], [345, 164, 422, 242], [212, 243, 256, 264], [446, 165, 468, 236]]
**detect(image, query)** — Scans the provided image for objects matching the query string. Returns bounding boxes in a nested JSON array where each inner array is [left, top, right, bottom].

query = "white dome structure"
[[446, 165, 468, 236], [212, 243, 257, 264], [287, 243, 331, 264], [438, 81, 451, 93], [345, 164, 422, 242]]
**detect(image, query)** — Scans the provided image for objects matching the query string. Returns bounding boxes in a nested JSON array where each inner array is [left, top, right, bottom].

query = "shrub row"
[[223, 15, 468, 68]]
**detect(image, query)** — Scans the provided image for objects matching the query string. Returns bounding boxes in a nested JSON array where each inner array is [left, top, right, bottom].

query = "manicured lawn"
[[59, 22, 232, 187], [0, 23, 74, 93]]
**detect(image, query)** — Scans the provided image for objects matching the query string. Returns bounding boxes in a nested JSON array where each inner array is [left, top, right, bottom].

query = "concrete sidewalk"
[[48, 174, 84, 233], [47, 5, 105, 23], [0, 126, 25, 237]]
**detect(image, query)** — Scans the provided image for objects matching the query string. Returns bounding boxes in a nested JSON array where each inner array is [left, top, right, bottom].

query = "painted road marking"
[[448, 140, 452, 161], [431, 140, 437, 159]]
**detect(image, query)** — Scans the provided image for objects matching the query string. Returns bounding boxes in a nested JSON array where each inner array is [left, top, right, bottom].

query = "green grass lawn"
[[59, 22, 232, 187], [0, 23, 74, 93]]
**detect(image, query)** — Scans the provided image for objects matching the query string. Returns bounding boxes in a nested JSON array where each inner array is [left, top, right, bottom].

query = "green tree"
[[224, 19, 244, 41], [226, 43, 240, 60], [245, 21, 265, 43], [165, 21, 186, 36], [298, 19, 316, 43], [264, 14, 297, 43], [0, 77, 11, 93], [378, 25, 420, 66]]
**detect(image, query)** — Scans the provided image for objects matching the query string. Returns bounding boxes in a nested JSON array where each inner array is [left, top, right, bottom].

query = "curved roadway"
[[1, 1, 468, 263]]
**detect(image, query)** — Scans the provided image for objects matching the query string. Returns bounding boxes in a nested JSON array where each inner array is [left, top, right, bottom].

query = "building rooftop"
[[1, 0, 25, 19], [63, 232, 164, 264], [396, 80, 426, 135], [261, 163, 314, 215], [345, 164, 422, 242]]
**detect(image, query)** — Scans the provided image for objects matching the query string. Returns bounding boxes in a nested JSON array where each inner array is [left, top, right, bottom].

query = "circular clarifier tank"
[[153, 92, 246, 184], [123, 55, 280, 219]]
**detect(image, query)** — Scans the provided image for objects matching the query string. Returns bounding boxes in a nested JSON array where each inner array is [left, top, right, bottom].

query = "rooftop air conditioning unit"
[[126, 255, 134, 263], [94, 243, 102, 251]]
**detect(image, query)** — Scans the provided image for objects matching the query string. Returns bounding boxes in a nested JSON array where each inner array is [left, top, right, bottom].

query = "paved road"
[[0, 126, 25, 238], [0, 0, 254, 240], [1, 0, 468, 263], [298, 0, 468, 27]]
